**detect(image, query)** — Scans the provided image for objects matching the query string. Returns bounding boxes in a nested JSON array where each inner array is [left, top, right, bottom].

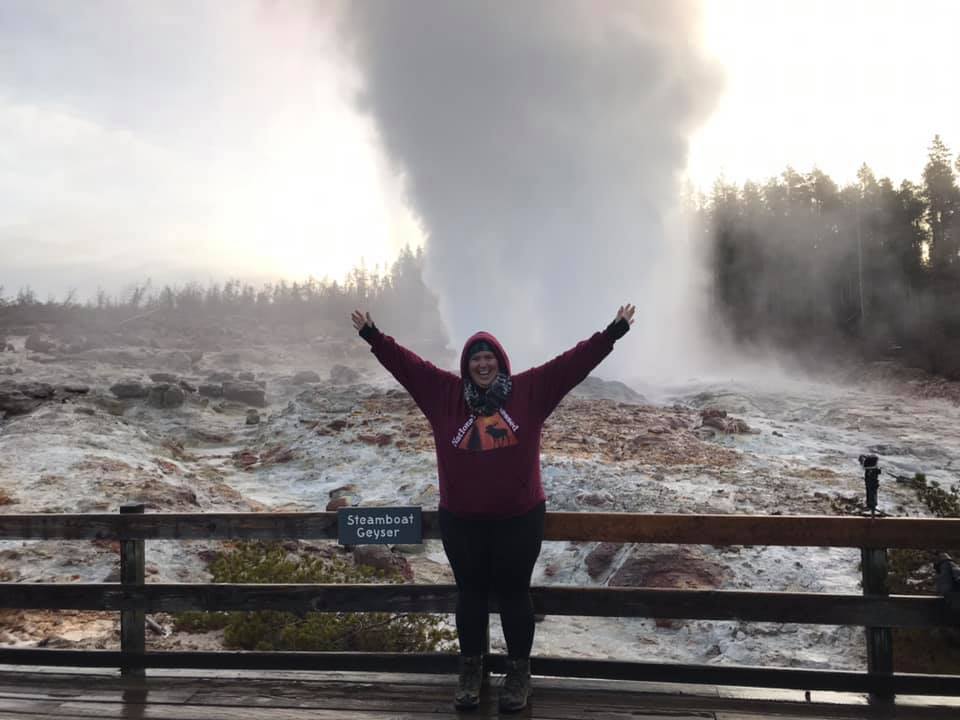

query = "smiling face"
[[468, 350, 499, 388]]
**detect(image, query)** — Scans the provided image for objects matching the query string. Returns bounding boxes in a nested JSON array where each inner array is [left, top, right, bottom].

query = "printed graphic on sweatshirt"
[[452, 409, 519, 451]]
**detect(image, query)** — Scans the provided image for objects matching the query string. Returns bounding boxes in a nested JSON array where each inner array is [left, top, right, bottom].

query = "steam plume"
[[342, 1, 721, 375]]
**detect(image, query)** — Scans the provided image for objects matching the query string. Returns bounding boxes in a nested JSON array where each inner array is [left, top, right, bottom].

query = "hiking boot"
[[454, 655, 483, 710], [498, 657, 531, 713]]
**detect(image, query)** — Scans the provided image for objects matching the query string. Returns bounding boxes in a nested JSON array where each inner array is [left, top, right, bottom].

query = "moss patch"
[[174, 542, 455, 652]]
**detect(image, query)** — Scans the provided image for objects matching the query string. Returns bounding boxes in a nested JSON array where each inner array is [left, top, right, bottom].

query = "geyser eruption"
[[343, 1, 721, 375]]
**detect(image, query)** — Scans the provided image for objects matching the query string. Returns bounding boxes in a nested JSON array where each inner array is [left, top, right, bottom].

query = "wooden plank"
[[0, 512, 958, 548], [1, 651, 959, 697], [1, 583, 956, 628], [119, 503, 145, 678]]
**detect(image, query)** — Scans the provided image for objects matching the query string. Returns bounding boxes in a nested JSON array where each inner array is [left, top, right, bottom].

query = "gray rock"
[[0, 385, 42, 415], [238, 371, 256, 381], [14, 381, 55, 399], [571, 376, 647, 404], [74, 407, 96, 416], [222, 380, 266, 407], [179, 380, 197, 393], [61, 384, 90, 394], [24, 333, 57, 353], [198, 383, 223, 398], [206, 371, 234, 383], [110, 380, 148, 399], [147, 383, 186, 409], [330, 364, 360, 385], [292, 370, 321, 385], [149, 372, 179, 383], [246, 409, 261, 425]]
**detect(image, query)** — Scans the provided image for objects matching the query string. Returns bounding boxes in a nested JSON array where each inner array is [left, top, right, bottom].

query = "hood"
[[459, 331, 511, 380]]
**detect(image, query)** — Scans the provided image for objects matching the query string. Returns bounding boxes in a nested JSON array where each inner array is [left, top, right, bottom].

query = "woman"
[[351, 304, 634, 712]]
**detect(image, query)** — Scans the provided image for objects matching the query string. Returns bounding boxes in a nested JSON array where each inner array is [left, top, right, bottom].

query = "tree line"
[[700, 135, 960, 378], [0, 245, 445, 345]]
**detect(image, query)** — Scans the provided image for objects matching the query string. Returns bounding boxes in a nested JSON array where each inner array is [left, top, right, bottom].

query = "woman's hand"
[[613, 304, 636, 326], [351, 309, 374, 332]]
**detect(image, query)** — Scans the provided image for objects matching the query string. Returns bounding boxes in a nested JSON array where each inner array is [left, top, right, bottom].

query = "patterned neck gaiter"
[[463, 372, 512, 416]]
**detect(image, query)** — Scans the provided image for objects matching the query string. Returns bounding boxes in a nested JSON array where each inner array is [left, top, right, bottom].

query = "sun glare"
[[689, 0, 960, 190]]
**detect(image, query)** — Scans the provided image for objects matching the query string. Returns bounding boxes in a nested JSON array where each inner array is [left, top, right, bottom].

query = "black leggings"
[[438, 502, 545, 659]]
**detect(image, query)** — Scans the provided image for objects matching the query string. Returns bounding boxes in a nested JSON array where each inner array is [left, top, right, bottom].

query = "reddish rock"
[[326, 496, 350, 511], [329, 484, 359, 499], [358, 433, 394, 447], [585, 542, 623, 579], [608, 547, 726, 590]]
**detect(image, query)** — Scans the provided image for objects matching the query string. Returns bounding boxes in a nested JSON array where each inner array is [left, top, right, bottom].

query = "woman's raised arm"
[[518, 304, 635, 421], [351, 309, 458, 418]]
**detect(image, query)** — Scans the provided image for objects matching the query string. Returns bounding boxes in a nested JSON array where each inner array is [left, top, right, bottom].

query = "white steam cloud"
[[342, 1, 722, 376]]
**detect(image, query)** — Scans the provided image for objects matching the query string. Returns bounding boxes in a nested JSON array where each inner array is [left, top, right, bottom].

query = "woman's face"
[[468, 351, 499, 388]]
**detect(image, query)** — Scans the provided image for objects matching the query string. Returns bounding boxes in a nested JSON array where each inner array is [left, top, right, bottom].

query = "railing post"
[[861, 545, 893, 701], [120, 503, 145, 678], [482, 619, 491, 687]]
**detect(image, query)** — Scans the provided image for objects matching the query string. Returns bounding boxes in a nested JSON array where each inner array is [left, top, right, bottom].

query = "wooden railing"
[[1, 508, 959, 698]]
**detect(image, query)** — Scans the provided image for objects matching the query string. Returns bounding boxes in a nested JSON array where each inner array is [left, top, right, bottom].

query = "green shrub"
[[174, 542, 455, 652]]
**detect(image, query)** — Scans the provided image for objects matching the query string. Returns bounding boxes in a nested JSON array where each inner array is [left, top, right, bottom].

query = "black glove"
[[603, 317, 630, 342], [358, 323, 380, 344]]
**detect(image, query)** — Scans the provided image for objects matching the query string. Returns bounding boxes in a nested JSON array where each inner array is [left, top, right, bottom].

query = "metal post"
[[120, 503, 145, 677]]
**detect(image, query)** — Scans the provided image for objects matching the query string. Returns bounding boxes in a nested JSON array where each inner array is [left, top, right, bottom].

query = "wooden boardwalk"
[[0, 667, 958, 720]]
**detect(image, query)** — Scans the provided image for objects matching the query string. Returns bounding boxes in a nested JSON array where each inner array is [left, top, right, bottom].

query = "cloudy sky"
[[1, 0, 958, 302]]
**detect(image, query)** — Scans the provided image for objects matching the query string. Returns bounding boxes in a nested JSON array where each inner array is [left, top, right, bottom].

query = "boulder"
[[238, 371, 256, 381], [330, 364, 360, 385], [292, 370, 321, 385], [179, 380, 197, 393], [24, 333, 57, 353], [330, 484, 359, 500], [110, 380, 148, 399], [0, 385, 42, 415], [700, 408, 753, 434], [222, 381, 266, 407], [14, 381, 55, 399], [206, 371, 234, 383], [198, 383, 223, 398], [150, 373, 179, 383], [608, 547, 726, 589], [245, 409, 261, 425], [326, 496, 350, 511], [147, 383, 186, 409], [585, 542, 623, 579], [352, 545, 413, 581]]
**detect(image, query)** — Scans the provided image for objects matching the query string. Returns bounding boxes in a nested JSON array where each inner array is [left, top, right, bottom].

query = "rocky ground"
[[0, 324, 958, 669]]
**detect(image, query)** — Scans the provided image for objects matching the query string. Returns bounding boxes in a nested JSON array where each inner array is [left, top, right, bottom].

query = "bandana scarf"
[[463, 372, 512, 416]]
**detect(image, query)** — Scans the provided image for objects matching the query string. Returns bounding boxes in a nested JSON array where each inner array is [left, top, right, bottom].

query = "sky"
[[1, 0, 958, 301]]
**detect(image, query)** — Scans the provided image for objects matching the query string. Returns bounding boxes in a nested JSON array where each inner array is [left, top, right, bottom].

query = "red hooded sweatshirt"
[[365, 327, 617, 518]]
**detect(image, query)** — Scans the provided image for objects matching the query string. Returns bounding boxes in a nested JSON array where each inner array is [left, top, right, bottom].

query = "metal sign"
[[337, 507, 422, 545]]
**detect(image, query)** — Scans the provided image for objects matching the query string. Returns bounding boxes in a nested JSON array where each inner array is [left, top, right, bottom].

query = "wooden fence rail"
[[1, 511, 958, 547], [1, 509, 959, 698]]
